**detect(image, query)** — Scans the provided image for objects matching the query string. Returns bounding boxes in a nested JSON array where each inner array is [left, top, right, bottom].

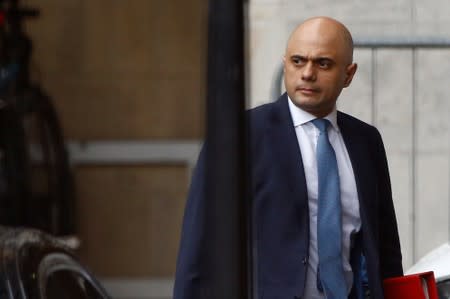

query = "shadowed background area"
[[21, 1, 208, 298]]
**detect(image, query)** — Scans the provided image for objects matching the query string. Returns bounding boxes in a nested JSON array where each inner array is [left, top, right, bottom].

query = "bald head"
[[286, 17, 354, 64], [282, 16, 358, 117]]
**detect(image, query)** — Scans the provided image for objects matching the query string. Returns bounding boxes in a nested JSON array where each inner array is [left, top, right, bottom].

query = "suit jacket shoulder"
[[337, 111, 378, 135], [246, 94, 294, 149]]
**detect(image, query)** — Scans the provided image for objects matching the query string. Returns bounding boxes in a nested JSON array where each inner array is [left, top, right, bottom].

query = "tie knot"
[[312, 118, 330, 133]]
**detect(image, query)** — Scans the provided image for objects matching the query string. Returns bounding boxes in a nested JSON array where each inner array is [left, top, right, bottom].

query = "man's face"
[[283, 20, 357, 117]]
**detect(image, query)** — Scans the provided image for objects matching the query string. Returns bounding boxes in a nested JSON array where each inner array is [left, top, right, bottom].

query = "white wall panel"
[[248, 4, 288, 107], [416, 155, 449, 259], [416, 50, 450, 152], [415, 49, 450, 261], [374, 50, 414, 151], [338, 49, 373, 124], [375, 49, 414, 267]]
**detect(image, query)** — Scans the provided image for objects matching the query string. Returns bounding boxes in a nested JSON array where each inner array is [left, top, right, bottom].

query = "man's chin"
[[291, 97, 320, 110], [291, 99, 334, 117]]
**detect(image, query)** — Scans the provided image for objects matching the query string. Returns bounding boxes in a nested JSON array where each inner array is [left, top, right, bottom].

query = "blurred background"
[[1, 0, 449, 298]]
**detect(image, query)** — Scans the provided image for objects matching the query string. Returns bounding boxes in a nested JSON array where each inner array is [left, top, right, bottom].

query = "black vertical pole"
[[205, 0, 250, 298]]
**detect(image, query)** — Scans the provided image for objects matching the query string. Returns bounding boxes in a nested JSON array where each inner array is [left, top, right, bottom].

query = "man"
[[174, 16, 403, 299]]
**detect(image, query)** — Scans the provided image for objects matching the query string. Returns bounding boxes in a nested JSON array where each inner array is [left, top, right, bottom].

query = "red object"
[[384, 271, 439, 299], [0, 11, 5, 25]]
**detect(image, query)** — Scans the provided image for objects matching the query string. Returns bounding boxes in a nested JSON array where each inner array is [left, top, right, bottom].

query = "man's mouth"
[[297, 86, 319, 94]]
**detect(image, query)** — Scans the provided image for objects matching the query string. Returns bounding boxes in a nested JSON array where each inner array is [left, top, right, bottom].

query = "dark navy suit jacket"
[[174, 94, 403, 299]]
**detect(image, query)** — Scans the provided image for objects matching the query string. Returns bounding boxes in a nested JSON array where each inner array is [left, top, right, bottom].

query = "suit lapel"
[[265, 106, 374, 211], [268, 94, 309, 208], [337, 112, 375, 223], [264, 102, 376, 227]]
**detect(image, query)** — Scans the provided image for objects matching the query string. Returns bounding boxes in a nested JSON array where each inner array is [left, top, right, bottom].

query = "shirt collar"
[[287, 96, 339, 132]]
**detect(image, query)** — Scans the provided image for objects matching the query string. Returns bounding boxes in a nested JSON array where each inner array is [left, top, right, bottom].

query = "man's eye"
[[318, 60, 331, 68], [292, 57, 304, 65]]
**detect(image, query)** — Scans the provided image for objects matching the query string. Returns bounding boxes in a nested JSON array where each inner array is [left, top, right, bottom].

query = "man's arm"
[[173, 147, 207, 299], [373, 129, 403, 278]]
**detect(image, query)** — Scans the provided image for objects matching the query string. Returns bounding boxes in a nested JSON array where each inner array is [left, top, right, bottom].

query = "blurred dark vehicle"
[[0, 226, 110, 299]]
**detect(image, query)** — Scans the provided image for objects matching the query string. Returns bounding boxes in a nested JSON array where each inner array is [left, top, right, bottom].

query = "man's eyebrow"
[[289, 54, 308, 61], [290, 54, 335, 62], [315, 57, 334, 63]]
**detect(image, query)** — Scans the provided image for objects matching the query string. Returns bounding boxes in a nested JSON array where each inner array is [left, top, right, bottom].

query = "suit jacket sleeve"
[[173, 146, 207, 299], [373, 128, 403, 279]]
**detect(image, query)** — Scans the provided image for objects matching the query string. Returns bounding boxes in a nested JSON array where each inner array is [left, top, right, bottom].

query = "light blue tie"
[[312, 119, 347, 299]]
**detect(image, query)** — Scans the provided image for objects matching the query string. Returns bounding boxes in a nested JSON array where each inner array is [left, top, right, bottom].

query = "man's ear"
[[344, 63, 358, 87]]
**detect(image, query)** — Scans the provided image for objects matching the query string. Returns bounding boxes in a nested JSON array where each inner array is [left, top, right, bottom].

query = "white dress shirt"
[[287, 97, 361, 299]]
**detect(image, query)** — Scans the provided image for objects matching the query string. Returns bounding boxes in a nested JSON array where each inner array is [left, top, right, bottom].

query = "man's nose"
[[301, 62, 316, 81]]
